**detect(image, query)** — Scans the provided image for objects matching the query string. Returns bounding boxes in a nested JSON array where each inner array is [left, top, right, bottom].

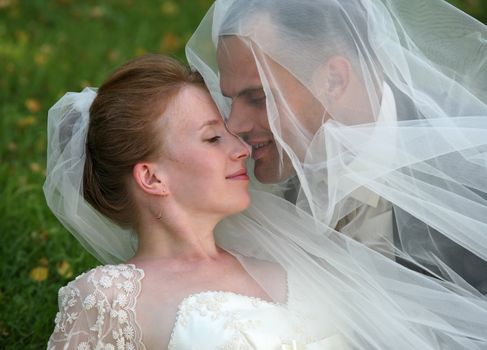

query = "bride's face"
[[159, 85, 251, 216]]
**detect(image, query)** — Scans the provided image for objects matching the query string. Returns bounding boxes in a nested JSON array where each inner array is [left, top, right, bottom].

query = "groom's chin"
[[253, 161, 294, 185]]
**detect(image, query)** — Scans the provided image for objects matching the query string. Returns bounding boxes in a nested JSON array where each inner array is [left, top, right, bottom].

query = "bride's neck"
[[131, 208, 221, 263]]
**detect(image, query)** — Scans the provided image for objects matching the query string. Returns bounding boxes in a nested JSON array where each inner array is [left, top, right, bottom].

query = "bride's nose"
[[229, 134, 251, 160]]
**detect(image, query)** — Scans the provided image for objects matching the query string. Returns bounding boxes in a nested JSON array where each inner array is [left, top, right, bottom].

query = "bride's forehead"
[[165, 85, 220, 127], [177, 84, 210, 100]]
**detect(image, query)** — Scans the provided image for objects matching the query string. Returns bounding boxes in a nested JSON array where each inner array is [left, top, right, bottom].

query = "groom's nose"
[[227, 103, 257, 137], [227, 101, 270, 139]]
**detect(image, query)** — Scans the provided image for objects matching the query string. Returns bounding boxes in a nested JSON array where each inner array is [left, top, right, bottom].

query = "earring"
[[155, 209, 163, 220], [155, 190, 168, 220]]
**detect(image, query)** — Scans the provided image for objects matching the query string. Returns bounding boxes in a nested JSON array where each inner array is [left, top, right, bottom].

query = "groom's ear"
[[312, 56, 350, 103], [133, 162, 169, 196]]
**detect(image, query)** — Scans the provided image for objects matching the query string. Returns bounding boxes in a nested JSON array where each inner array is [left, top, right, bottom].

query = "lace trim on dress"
[[47, 264, 145, 350], [166, 284, 289, 349], [166, 287, 334, 350], [166, 291, 276, 349]]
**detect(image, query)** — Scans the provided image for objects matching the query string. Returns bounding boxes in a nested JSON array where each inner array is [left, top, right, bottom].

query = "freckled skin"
[[161, 85, 251, 215]]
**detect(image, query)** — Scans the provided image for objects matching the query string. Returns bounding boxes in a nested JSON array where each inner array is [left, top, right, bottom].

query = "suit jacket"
[[391, 83, 487, 294]]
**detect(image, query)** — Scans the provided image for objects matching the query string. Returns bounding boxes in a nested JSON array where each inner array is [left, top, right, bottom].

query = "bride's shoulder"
[[59, 263, 144, 300], [48, 264, 145, 349], [69, 263, 144, 283]]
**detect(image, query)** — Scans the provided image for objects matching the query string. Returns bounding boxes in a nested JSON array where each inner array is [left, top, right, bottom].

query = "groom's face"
[[217, 36, 324, 184]]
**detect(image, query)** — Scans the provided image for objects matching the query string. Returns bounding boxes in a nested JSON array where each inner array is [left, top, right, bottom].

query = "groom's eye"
[[246, 92, 266, 107], [248, 96, 265, 106]]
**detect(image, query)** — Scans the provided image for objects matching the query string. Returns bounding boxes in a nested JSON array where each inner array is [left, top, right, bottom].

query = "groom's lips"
[[248, 140, 273, 160]]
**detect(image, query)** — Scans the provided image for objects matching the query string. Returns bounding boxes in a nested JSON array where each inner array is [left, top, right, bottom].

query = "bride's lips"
[[226, 168, 249, 180]]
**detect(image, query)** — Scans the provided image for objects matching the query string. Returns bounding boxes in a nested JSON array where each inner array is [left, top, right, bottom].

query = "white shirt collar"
[[343, 82, 397, 208]]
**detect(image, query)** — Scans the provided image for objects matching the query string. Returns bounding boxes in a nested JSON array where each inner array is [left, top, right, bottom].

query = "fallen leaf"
[[40, 44, 53, 54], [30, 266, 48, 282], [25, 98, 41, 113], [34, 53, 48, 66], [161, 1, 178, 16], [15, 30, 29, 45], [57, 260, 73, 279], [80, 80, 92, 88], [6, 63, 14, 73], [135, 47, 147, 56], [107, 49, 119, 62], [0, 0, 12, 9], [90, 6, 104, 19], [30, 162, 42, 173], [0, 322, 9, 337], [31, 230, 49, 242], [16, 116, 36, 128], [7, 142, 17, 151], [160, 32, 182, 53]]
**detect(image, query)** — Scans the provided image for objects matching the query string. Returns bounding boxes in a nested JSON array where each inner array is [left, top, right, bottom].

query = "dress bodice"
[[167, 291, 345, 350], [47, 264, 345, 350]]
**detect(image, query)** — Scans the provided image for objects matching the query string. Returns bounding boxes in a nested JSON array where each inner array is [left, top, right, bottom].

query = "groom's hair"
[[83, 55, 204, 228], [219, 0, 376, 74]]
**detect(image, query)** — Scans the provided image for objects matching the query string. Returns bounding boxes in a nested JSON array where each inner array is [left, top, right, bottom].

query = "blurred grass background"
[[0, 0, 485, 348]]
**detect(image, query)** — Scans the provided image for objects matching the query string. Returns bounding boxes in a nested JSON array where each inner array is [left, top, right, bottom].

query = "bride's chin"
[[241, 195, 251, 211], [225, 194, 251, 216]]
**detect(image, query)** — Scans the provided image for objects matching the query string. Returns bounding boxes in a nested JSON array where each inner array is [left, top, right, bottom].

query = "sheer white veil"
[[43, 117, 487, 347], [185, 0, 487, 348], [44, 88, 137, 264]]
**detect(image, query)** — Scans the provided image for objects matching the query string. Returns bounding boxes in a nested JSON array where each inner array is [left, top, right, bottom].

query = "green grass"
[[0, 1, 212, 348], [0, 0, 485, 348]]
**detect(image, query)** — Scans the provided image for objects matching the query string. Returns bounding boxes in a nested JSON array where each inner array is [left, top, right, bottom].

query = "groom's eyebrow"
[[222, 86, 263, 99]]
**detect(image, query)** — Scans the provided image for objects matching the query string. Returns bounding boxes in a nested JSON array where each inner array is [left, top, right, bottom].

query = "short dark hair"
[[219, 0, 375, 75]]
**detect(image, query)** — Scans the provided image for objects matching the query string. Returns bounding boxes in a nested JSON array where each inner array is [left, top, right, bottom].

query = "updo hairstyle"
[[83, 54, 204, 228]]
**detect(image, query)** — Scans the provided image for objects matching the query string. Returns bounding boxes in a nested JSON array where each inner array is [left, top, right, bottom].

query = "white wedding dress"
[[47, 264, 346, 350]]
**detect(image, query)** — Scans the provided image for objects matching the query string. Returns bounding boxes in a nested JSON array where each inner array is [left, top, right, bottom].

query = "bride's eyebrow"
[[198, 119, 222, 130]]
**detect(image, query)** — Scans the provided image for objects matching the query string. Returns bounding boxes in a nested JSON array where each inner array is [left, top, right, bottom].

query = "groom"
[[215, 0, 397, 249], [192, 0, 487, 292]]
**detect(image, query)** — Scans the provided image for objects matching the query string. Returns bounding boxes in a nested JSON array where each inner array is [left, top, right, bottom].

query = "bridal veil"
[[44, 0, 487, 348], [186, 0, 487, 348]]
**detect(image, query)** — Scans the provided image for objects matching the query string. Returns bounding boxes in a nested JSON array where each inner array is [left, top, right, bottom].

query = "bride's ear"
[[133, 163, 169, 196], [312, 56, 350, 103]]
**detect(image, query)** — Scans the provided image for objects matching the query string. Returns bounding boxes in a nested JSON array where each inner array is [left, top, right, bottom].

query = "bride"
[[46, 1, 487, 346], [44, 55, 344, 349]]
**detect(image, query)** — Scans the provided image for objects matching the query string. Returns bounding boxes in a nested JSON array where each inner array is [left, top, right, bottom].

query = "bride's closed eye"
[[206, 136, 221, 143]]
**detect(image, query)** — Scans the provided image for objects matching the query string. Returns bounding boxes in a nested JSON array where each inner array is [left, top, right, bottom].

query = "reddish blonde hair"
[[83, 54, 204, 227]]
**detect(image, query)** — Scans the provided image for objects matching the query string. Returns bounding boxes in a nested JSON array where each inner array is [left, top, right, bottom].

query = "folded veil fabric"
[[185, 0, 487, 348], [217, 191, 487, 349], [44, 88, 138, 264]]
